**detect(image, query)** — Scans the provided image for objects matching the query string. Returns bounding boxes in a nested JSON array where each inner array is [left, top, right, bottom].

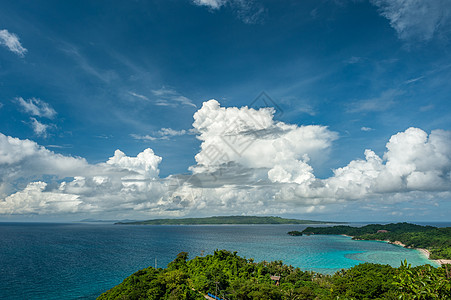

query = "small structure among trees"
[[270, 275, 281, 286]]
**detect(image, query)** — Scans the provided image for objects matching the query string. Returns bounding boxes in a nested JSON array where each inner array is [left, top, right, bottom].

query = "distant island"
[[115, 216, 343, 225], [98, 249, 450, 299], [78, 218, 138, 223], [293, 222, 451, 262]]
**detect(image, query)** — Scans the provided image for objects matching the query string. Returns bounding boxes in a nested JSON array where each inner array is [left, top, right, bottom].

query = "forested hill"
[[116, 216, 341, 225], [97, 250, 451, 299], [301, 223, 451, 259]]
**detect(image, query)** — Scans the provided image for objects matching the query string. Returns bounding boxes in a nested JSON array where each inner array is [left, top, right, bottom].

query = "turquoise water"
[[0, 223, 442, 299]]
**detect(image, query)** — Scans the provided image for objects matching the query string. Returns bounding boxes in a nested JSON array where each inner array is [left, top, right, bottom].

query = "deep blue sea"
[[0, 222, 448, 300]]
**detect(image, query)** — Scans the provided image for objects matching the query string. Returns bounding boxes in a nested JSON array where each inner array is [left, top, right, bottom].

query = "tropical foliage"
[[98, 250, 451, 300]]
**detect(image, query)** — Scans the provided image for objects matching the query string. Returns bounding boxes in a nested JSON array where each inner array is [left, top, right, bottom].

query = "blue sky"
[[1, 0, 450, 222]]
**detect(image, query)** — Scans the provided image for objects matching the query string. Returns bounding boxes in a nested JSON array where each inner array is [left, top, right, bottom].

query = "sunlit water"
[[0, 223, 446, 299]]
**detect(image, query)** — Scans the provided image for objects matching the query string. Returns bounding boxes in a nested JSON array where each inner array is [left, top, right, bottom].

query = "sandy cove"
[[388, 241, 451, 266], [342, 236, 451, 266], [390, 242, 451, 266]]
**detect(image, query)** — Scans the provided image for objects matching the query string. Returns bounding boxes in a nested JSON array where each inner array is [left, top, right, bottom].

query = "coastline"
[[342, 235, 449, 266], [416, 248, 451, 266]]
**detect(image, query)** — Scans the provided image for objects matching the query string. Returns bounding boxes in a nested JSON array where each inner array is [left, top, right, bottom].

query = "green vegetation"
[[287, 231, 303, 236], [116, 216, 341, 225], [301, 223, 451, 260], [98, 250, 451, 300]]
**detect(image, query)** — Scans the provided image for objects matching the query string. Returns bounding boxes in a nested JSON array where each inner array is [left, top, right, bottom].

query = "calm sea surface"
[[0, 222, 448, 300]]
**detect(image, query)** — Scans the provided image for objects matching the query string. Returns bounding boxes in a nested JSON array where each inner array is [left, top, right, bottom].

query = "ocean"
[[0, 222, 447, 299]]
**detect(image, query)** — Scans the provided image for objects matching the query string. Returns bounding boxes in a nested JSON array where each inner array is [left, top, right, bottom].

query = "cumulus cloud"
[[189, 100, 338, 194], [0, 182, 81, 214], [0, 29, 27, 56], [1, 100, 450, 218], [371, 0, 451, 41], [283, 128, 451, 202], [106, 148, 161, 180], [15, 97, 57, 118], [0, 132, 166, 215], [192, 100, 337, 175]]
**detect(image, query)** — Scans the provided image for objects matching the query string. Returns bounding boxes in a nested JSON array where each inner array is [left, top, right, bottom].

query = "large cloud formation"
[[0, 100, 450, 218]]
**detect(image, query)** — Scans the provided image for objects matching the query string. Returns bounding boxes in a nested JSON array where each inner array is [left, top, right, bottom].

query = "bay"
[[0, 222, 445, 300]]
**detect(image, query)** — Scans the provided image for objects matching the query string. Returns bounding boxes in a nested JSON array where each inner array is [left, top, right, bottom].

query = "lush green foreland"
[[300, 223, 451, 260], [116, 216, 342, 225], [98, 250, 451, 300]]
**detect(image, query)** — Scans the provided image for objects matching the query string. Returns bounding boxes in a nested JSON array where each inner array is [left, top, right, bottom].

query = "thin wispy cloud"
[[404, 76, 424, 84], [419, 104, 435, 112], [347, 89, 402, 113], [131, 128, 187, 141], [192, 0, 226, 9], [15, 97, 57, 119], [151, 87, 197, 108], [361, 127, 374, 132], [45, 144, 70, 149], [345, 56, 365, 64], [0, 29, 27, 57], [30, 118, 50, 137], [131, 134, 157, 141], [191, 0, 266, 24], [128, 91, 149, 101], [371, 0, 451, 41], [62, 44, 117, 83]]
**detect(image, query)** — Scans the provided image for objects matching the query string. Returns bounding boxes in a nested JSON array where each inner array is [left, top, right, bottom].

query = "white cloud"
[[361, 127, 373, 132], [1, 100, 450, 218], [0, 182, 81, 214], [286, 127, 451, 202], [404, 76, 424, 84], [15, 97, 57, 118], [371, 0, 451, 41], [0, 132, 165, 215], [131, 134, 157, 141], [0, 29, 27, 57], [191, 100, 338, 180], [159, 128, 187, 137], [30, 118, 51, 137], [151, 87, 196, 108], [106, 148, 161, 180], [129, 91, 149, 101], [131, 128, 187, 141], [192, 0, 227, 9]]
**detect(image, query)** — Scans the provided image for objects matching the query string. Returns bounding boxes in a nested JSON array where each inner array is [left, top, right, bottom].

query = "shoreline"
[[342, 235, 449, 266]]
